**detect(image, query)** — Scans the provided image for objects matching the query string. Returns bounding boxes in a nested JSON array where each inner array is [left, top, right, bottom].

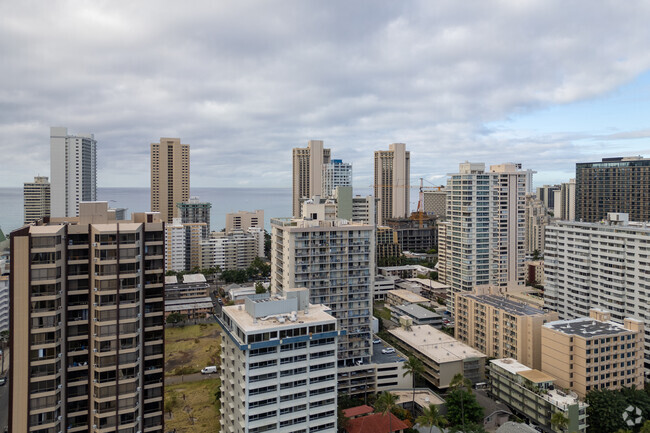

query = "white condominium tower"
[[271, 207, 374, 367], [322, 159, 352, 198], [292, 140, 331, 218], [374, 143, 410, 225], [50, 127, 97, 217], [217, 288, 339, 433], [544, 213, 650, 374], [438, 162, 526, 313]]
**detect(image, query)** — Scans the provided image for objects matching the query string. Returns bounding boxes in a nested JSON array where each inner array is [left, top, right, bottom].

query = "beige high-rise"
[[292, 140, 331, 217], [9, 202, 165, 432], [374, 143, 410, 225], [151, 138, 189, 224], [24, 176, 51, 224], [225, 209, 264, 233]]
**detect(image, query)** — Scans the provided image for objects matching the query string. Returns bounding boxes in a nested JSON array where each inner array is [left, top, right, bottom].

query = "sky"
[[2, 1, 650, 190]]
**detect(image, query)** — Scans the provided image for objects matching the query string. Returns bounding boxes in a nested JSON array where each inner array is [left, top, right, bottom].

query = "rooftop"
[[461, 294, 547, 316], [346, 412, 409, 433], [405, 278, 450, 289], [223, 302, 335, 332], [545, 317, 632, 338], [389, 325, 485, 363], [343, 405, 374, 418], [182, 273, 207, 283], [387, 289, 429, 304], [391, 389, 445, 407], [165, 297, 214, 311], [490, 358, 533, 376], [392, 304, 441, 320], [517, 369, 555, 384]]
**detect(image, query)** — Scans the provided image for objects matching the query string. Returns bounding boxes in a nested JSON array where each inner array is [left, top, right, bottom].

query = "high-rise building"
[[292, 140, 331, 217], [454, 291, 558, 369], [177, 196, 211, 238], [575, 156, 650, 222], [225, 209, 264, 233], [216, 288, 339, 433], [151, 137, 189, 224], [271, 209, 374, 367], [322, 159, 352, 198], [535, 184, 559, 210], [524, 195, 550, 257], [438, 163, 526, 313], [200, 228, 263, 271], [374, 143, 410, 225], [542, 309, 645, 398], [50, 127, 97, 218], [24, 176, 51, 224], [9, 202, 165, 432], [544, 213, 650, 373], [0, 275, 8, 332], [553, 178, 575, 221], [422, 189, 447, 219], [165, 218, 206, 272]]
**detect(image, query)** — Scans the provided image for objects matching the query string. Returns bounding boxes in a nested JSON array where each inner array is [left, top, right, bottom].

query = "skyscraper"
[[374, 143, 410, 225], [575, 156, 650, 222], [23, 175, 51, 224], [322, 159, 352, 198], [438, 162, 526, 313], [292, 140, 331, 217], [177, 196, 211, 238], [50, 127, 97, 217], [553, 178, 576, 221], [9, 202, 165, 432], [151, 137, 189, 224]]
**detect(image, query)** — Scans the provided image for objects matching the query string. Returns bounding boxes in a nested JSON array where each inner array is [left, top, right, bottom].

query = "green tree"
[[416, 403, 447, 433], [531, 249, 541, 260], [550, 411, 569, 433], [375, 392, 399, 433], [446, 374, 483, 429], [402, 356, 424, 417], [255, 281, 266, 294], [337, 407, 351, 433], [166, 312, 186, 325], [640, 420, 650, 433]]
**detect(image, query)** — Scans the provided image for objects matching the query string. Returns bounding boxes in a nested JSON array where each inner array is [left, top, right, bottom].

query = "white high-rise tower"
[[50, 126, 97, 217]]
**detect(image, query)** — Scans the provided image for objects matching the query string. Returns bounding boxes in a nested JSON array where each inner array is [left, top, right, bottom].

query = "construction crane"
[[370, 180, 445, 227]]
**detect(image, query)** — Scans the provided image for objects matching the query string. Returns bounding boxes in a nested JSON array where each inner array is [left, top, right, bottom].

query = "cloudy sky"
[[2, 0, 650, 189]]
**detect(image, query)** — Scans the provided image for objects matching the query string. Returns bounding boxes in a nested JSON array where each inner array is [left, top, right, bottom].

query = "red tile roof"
[[343, 405, 374, 418], [346, 412, 410, 433]]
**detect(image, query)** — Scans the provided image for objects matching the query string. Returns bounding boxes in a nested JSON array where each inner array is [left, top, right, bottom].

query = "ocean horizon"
[[0, 186, 295, 234]]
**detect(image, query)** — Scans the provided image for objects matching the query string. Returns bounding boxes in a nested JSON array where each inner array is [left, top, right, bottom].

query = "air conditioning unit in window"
[[92, 243, 98, 247]]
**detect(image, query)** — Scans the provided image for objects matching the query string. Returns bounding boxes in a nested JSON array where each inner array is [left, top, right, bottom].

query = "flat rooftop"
[[545, 317, 631, 337], [393, 304, 441, 320], [165, 297, 214, 311], [490, 358, 532, 376], [372, 341, 405, 364], [518, 369, 555, 384], [462, 294, 547, 316], [388, 289, 429, 304], [392, 389, 445, 407], [389, 325, 485, 363], [223, 302, 335, 332], [406, 278, 450, 289]]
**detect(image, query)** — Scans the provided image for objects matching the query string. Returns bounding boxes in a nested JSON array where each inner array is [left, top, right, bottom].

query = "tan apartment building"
[[386, 289, 430, 308], [374, 143, 410, 226], [542, 308, 645, 398], [225, 209, 264, 233], [151, 137, 189, 224], [388, 324, 486, 389], [10, 202, 165, 432], [24, 175, 51, 224], [292, 140, 331, 217], [455, 292, 558, 369]]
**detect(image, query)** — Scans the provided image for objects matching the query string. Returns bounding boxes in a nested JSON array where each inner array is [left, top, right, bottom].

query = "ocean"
[[0, 187, 294, 234]]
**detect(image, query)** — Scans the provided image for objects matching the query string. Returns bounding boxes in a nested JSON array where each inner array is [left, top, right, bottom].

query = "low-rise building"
[[378, 265, 435, 279], [165, 297, 214, 320], [488, 358, 588, 433], [390, 304, 442, 327], [526, 260, 544, 285], [373, 275, 397, 301], [386, 289, 430, 308], [455, 292, 558, 369], [165, 273, 210, 299], [388, 324, 486, 388], [217, 288, 340, 433], [404, 278, 449, 302], [542, 308, 645, 398], [392, 388, 445, 417]]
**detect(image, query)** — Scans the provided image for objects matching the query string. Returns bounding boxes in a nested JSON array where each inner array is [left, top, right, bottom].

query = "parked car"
[[373, 339, 381, 344], [381, 348, 396, 354], [0, 376, 6, 386], [201, 366, 218, 374]]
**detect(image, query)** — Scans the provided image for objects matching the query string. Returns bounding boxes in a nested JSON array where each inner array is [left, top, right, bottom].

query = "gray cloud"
[[2, 1, 650, 190]]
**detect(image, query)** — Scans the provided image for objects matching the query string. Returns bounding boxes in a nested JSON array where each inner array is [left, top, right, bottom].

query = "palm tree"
[[416, 403, 447, 433], [376, 391, 399, 433], [449, 373, 472, 432], [550, 411, 569, 433], [403, 356, 424, 417]]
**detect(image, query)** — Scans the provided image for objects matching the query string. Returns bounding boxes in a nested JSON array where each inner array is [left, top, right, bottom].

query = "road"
[[0, 348, 8, 431], [165, 372, 219, 386]]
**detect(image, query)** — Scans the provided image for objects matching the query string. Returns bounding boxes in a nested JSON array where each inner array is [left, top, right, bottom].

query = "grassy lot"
[[165, 323, 221, 375], [373, 301, 392, 321], [165, 378, 220, 433]]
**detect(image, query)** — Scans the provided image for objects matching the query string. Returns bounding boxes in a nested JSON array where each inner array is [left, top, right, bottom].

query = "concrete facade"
[[553, 178, 575, 221], [177, 196, 211, 238], [226, 209, 264, 233], [50, 127, 97, 218], [24, 176, 51, 225], [292, 140, 331, 218], [374, 143, 410, 226], [9, 202, 165, 432], [150, 137, 189, 224]]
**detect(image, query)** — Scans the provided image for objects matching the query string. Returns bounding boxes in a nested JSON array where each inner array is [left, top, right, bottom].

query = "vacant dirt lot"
[[165, 323, 221, 376], [165, 378, 221, 433]]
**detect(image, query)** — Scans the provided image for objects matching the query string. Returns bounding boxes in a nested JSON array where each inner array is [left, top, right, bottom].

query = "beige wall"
[[11, 235, 30, 431], [151, 137, 190, 223]]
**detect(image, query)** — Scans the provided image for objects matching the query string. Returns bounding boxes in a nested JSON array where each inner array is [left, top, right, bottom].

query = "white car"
[[381, 348, 396, 354], [201, 366, 218, 374]]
